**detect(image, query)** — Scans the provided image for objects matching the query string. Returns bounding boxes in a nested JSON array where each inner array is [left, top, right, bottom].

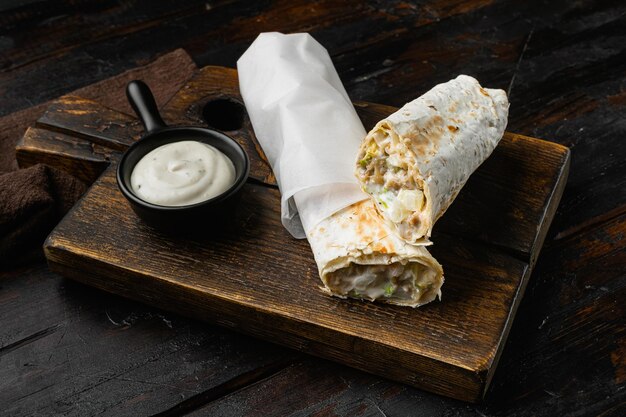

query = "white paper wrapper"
[[237, 32, 367, 238]]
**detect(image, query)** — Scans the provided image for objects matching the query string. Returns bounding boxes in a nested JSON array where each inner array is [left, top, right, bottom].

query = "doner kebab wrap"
[[355, 75, 509, 244], [238, 32, 443, 307]]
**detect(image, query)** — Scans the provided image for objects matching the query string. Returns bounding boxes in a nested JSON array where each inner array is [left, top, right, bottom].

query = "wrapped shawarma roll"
[[355, 75, 509, 244], [238, 32, 443, 307], [295, 188, 443, 307]]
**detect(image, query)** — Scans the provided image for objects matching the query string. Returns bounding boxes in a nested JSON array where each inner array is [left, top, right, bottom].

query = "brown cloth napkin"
[[0, 165, 87, 266], [0, 49, 197, 267]]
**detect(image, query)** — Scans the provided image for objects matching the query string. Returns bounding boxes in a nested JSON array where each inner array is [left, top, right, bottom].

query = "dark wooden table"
[[1, 1, 624, 416]]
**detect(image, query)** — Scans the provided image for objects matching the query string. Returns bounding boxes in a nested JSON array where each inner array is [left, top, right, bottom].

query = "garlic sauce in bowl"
[[117, 80, 249, 233], [130, 140, 236, 207]]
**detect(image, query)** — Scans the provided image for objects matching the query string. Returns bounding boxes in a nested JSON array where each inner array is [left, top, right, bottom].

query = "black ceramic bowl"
[[117, 80, 249, 233]]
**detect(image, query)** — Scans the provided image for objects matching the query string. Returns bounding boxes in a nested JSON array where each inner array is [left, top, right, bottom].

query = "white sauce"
[[130, 140, 236, 206]]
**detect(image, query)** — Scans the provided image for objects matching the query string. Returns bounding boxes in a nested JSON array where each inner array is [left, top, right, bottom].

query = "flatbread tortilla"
[[306, 198, 444, 307]]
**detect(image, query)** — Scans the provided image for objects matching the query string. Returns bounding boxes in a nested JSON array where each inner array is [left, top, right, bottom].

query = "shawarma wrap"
[[300, 194, 443, 307], [355, 75, 509, 244], [238, 32, 444, 307]]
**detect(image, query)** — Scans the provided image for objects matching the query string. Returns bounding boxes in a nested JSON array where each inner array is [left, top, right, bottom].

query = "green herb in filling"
[[359, 153, 373, 168], [384, 282, 395, 297]]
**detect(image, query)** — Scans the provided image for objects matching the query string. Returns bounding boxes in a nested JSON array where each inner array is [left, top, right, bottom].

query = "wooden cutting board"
[[16, 66, 570, 403]]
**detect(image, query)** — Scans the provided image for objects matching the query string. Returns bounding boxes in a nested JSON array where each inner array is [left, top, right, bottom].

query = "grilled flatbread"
[[304, 197, 443, 307], [355, 75, 509, 243]]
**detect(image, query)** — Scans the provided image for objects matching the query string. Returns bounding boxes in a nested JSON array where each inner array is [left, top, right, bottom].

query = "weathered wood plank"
[[0, 1, 207, 72], [37, 96, 141, 151], [2, 48, 197, 177], [0, 0, 520, 115], [485, 211, 626, 416], [18, 66, 570, 262], [185, 357, 467, 417], [2, 0, 623, 414], [502, 5, 626, 241], [0, 1, 260, 115], [1, 0, 621, 240], [16, 127, 114, 183], [0, 264, 298, 417], [15, 64, 569, 402], [44, 165, 534, 402], [188, 213, 626, 416]]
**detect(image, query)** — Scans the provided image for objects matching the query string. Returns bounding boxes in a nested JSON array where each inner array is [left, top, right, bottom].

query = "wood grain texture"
[[186, 202, 626, 416], [1, 48, 197, 175], [45, 166, 530, 402], [1, 0, 620, 238], [0, 264, 299, 417], [2, 0, 624, 415], [14, 64, 570, 402], [16, 127, 114, 184], [483, 212, 626, 416], [37, 96, 141, 151], [19, 66, 570, 262], [15, 95, 141, 182], [184, 357, 468, 417], [0, 0, 612, 234]]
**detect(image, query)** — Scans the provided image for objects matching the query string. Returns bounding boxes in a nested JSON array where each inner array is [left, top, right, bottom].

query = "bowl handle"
[[126, 80, 167, 133]]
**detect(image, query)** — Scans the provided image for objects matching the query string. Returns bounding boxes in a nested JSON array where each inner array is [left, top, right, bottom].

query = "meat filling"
[[325, 261, 438, 303], [356, 134, 426, 239]]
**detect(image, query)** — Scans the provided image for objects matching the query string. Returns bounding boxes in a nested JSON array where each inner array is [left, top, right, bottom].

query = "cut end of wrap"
[[354, 74, 509, 245], [307, 200, 444, 308]]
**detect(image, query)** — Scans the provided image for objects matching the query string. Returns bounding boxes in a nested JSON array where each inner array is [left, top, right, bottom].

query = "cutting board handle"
[[126, 80, 167, 133]]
